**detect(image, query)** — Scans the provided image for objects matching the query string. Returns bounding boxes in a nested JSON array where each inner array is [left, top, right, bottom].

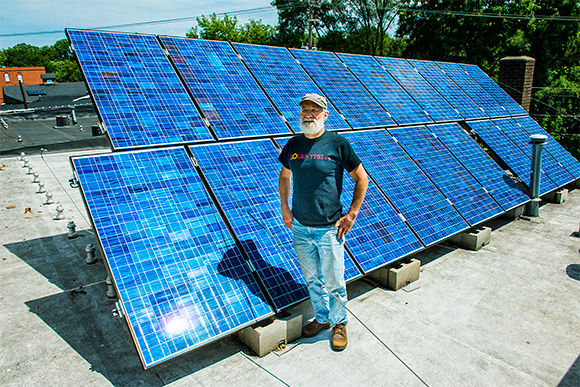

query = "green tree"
[[0, 39, 82, 82], [532, 66, 580, 159], [187, 14, 277, 45]]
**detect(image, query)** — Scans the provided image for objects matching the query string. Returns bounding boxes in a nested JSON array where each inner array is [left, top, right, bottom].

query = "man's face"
[[300, 101, 328, 135]]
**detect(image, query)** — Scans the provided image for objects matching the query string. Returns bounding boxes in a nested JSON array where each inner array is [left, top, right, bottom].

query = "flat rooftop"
[[1, 144, 579, 386]]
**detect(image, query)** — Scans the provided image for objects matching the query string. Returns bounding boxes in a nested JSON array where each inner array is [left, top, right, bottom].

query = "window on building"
[[17, 74, 23, 82], [4, 73, 9, 82]]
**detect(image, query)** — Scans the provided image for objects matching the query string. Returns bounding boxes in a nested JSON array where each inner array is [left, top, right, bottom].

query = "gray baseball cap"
[[299, 93, 328, 110]]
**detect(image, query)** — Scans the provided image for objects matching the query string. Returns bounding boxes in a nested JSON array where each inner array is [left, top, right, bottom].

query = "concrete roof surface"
[[1, 146, 579, 387]]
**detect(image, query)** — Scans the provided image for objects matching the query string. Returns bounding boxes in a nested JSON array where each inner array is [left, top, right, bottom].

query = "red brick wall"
[[497, 57, 535, 112], [0, 67, 46, 104]]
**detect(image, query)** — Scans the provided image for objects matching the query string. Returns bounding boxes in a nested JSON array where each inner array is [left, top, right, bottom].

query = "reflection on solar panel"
[[460, 64, 527, 116], [375, 57, 462, 122], [513, 116, 580, 179], [408, 59, 487, 120], [233, 43, 350, 132], [468, 120, 557, 195], [436, 61, 507, 118], [491, 118, 574, 187], [427, 123, 529, 212], [67, 29, 212, 150], [289, 48, 395, 128], [336, 53, 432, 126], [342, 130, 469, 246], [72, 147, 273, 369], [160, 37, 290, 139], [341, 174, 423, 273], [189, 140, 311, 310], [272, 136, 364, 281], [390, 126, 503, 226]]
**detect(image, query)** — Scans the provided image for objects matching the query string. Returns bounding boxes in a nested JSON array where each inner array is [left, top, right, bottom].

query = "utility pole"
[[307, 1, 321, 50]]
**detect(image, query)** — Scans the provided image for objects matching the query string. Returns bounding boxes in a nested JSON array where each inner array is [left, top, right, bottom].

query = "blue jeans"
[[292, 219, 348, 326]]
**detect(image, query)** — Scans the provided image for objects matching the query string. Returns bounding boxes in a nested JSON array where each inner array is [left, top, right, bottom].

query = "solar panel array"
[[68, 28, 579, 368]]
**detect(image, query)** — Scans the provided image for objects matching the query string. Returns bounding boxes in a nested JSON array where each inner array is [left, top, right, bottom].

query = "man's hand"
[[335, 212, 357, 239], [281, 204, 293, 229]]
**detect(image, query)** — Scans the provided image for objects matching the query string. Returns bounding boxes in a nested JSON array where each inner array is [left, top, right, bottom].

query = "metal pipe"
[[525, 134, 547, 217]]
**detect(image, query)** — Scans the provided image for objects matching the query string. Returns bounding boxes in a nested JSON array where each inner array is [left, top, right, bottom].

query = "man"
[[278, 93, 368, 351]]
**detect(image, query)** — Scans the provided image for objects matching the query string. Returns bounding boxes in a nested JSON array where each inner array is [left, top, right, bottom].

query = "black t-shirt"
[[278, 131, 361, 227]]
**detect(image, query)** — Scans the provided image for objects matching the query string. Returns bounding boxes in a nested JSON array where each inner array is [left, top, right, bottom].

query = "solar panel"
[[67, 29, 212, 150], [190, 139, 363, 309], [427, 123, 529, 212], [468, 120, 557, 196], [273, 136, 364, 281], [336, 53, 432, 125], [341, 130, 469, 246], [435, 61, 508, 118], [513, 115, 580, 179], [375, 57, 462, 122], [72, 147, 273, 369], [390, 126, 503, 226], [160, 37, 291, 139], [408, 59, 488, 120], [341, 171, 424, 273], [289, 48, 395, 128], [232, 43, 350, 132], [491, 118, 574, 188], [460, 64, 528, 116]]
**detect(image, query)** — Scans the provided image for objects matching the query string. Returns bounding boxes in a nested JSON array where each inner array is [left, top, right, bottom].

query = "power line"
[[399, 7, 580, 21], [0, 6, 278, 37]]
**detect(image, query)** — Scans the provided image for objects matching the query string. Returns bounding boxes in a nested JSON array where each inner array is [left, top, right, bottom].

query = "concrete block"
[[276, 311, 303, 343], [545, 188, 568, 204], [449, 226, 491, 251], [502, 204, 525, 220], [237, 318, 287, 357], [367, 258, 421, 291], [574, 179, 580, 189]]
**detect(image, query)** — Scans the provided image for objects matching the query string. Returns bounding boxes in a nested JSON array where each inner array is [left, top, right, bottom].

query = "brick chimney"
[[498, 56, 535, 112]]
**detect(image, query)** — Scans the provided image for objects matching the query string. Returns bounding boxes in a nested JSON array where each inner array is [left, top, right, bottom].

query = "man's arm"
[[279, 166, 293, 229], [335, 164, 368, 239]]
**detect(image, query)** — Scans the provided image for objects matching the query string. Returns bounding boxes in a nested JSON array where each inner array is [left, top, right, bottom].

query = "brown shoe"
[[302, 320, 331, 337], [331, 323, 347, 351]]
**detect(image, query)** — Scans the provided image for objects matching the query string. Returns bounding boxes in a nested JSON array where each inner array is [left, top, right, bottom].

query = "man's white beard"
[[300, 115, 324, 135]]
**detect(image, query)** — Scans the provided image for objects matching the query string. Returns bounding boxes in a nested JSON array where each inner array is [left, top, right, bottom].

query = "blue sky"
[[0, 0, 279, 49]]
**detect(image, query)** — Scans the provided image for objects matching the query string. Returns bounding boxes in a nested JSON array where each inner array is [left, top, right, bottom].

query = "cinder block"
[[574, 179, 580, 189], [502, 204, 525, 220], [545, 188, 568, 204], [275, 311, 303, 343], [367, 258, 421, 291], [237, 318, 287, 357], [449, 226, 491, 251]]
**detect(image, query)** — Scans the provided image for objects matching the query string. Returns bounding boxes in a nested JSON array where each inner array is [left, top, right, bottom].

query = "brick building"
[[0, 66, 46, 104]]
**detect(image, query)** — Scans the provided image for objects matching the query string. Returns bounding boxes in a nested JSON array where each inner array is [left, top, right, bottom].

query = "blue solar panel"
[[232, 43, 350, 132], [289, 48, 395, 128], [427, 123, 529, 212], [390, 126, 503, 226], [336, 53, 432, 125], [67, 29, 212, 150], [435, 61, 508, 118], [341, 171, 424, 273], [513, 115, 580, 179], [491, 118, 574, 188], [190, 140, 362, 309], [160, 37, 290, 139], [408, 59, 488, 120], [341, 130, 469, 246], [375, 57, 462, 122], [460, 64, 528, 116], [72, 147, 273, 369], [468, 120, 557, 196]]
